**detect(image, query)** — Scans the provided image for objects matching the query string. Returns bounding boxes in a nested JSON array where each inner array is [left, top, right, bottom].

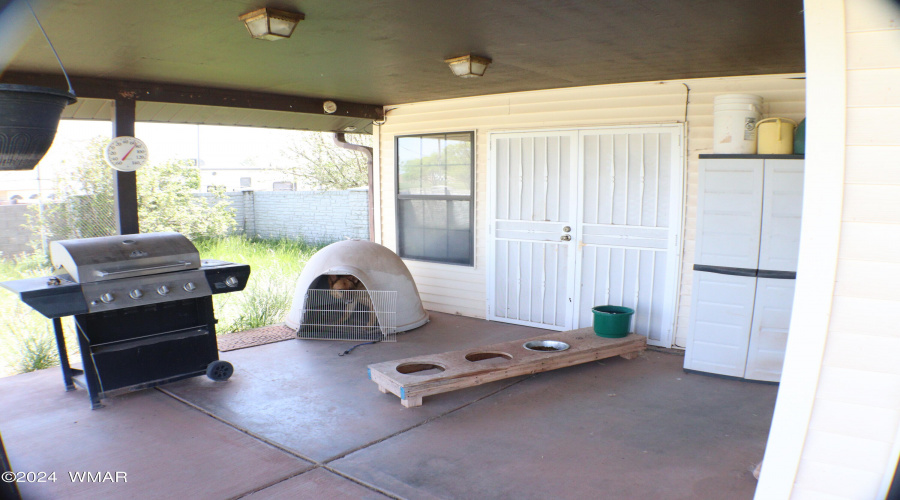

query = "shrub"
[[0, 258, 71, 375], [27, 137, 236, 245], [217, 272, 293, 334], [4, 321, 59, 373]]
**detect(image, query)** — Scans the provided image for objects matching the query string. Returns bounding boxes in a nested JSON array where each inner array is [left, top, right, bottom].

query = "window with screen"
[[396, 132, 474, 266]]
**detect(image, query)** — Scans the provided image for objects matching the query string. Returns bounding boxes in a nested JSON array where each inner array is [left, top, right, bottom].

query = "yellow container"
[[756, 118, 797, 154]]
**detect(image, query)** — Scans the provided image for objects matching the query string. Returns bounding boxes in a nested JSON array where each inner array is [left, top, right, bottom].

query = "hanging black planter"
[[0, 83, 77, 171], [0, 1, 78, 171]]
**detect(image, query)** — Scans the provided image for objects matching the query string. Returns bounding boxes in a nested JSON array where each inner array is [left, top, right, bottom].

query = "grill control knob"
[[129, 289, 144, 300], [225, 276, 239, 288], [183, 282, 197, 292], [100, 293, 115, 303], [157, 285, 171, 296]]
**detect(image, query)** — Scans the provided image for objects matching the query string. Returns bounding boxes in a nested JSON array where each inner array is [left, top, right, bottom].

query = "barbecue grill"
[[1, 232, 250, 409]]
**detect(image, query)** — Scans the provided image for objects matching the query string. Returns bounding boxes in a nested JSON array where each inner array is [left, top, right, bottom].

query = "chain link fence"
[[30, 194, 117, 252]]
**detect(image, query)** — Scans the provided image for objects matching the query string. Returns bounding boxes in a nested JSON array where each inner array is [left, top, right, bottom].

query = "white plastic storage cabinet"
[[684, 155, 804, 382]]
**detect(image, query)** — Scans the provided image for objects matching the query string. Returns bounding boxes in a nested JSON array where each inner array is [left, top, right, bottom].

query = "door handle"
[[560, 235, 571, 241]]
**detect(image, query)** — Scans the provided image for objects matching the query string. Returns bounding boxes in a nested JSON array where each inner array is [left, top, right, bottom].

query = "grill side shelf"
[[203, 262, 251, 294], [0, 276, 88, 318]]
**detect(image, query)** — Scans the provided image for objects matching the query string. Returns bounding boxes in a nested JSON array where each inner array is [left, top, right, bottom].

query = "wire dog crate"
[[297, 289, 397, 342]]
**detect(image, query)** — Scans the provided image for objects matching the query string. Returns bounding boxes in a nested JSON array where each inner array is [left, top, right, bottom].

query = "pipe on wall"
[[333, 133, 375, 242]]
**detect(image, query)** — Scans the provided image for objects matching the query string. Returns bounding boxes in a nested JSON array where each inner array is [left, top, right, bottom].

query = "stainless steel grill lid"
[[50, 232, 201, 283]]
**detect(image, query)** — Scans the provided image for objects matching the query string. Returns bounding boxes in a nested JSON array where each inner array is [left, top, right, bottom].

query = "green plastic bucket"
[[591, 305, 634, 338], [793, 118, 806, 155]]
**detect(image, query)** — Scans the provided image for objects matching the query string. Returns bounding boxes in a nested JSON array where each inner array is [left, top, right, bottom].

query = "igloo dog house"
[[286, 240, 429, 335]]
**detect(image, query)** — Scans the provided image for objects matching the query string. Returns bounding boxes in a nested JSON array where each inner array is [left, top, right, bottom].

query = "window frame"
[[394, 131, 476, 267]]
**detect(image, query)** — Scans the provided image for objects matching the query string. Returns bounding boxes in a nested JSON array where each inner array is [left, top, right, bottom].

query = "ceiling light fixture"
[[444, 54, 492, 78], [239, 7, 304, 41]]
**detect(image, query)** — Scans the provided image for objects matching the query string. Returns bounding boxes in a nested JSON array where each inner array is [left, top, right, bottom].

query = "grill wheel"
[[206, 360, 234, 381]]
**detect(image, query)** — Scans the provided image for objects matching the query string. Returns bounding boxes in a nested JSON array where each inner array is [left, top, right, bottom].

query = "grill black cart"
[[1, 232, 250, 409]]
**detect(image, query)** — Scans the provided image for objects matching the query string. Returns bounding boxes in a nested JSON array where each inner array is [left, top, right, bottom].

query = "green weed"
[[0, 258, 74, 376], [194, 235, 325, 333], [4, 318, 59, 373]]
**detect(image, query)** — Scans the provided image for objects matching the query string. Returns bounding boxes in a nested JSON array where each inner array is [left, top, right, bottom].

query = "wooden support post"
[[112, 96, 139, 235]]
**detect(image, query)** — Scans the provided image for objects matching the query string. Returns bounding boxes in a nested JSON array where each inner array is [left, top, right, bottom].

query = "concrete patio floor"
[[0, 312, 778, 499]]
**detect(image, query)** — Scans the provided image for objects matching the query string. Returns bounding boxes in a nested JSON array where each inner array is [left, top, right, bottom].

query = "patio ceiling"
[[0, 0, 805, 132]]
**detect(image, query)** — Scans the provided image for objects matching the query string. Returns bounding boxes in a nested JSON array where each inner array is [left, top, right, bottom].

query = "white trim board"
[[755, 0, 847, 497]]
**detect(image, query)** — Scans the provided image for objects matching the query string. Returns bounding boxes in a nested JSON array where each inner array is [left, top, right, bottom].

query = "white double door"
[[488, 125, 683, 347]]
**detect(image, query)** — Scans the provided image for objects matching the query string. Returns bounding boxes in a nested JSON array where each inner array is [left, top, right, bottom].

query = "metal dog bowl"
[[523, 340, 570, 352]]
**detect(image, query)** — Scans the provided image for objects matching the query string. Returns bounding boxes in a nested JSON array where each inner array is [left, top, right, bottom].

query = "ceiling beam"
[[1, 72, 384, 121]]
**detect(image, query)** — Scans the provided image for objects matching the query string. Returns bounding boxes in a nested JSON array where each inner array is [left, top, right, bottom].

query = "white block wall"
[[200, 189, 369, 243]]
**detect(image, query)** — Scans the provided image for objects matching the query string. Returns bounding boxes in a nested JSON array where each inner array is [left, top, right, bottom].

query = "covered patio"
[[4, 0, 900, 498], [0, 312, 776, 499]]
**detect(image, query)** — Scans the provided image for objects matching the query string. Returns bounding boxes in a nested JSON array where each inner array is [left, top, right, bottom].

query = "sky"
[[2, 120, 313, 192], [57, 120, 304, 169]]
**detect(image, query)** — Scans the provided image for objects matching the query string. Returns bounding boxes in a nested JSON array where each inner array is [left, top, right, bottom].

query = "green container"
[[591, 305, 634, 338], [794, 118, 806, 155]]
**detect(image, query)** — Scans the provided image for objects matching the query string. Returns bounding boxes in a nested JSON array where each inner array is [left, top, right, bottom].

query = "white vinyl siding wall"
[[788, 1, 900, 498], [376, 74, 805, 345]]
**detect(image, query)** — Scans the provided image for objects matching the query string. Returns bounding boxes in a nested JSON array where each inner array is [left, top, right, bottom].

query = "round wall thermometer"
[[105, 136, 149, 172]]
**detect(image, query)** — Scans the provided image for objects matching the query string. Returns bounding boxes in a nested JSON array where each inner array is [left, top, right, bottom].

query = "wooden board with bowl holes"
[[367, 329, 646, 408]]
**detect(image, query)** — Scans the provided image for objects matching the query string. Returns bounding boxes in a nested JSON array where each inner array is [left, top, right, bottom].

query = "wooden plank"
[[368, 328, 646, 407]]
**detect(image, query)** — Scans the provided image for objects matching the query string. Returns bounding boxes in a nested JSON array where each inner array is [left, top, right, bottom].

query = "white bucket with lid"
[[713, 94, 763, 154]]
